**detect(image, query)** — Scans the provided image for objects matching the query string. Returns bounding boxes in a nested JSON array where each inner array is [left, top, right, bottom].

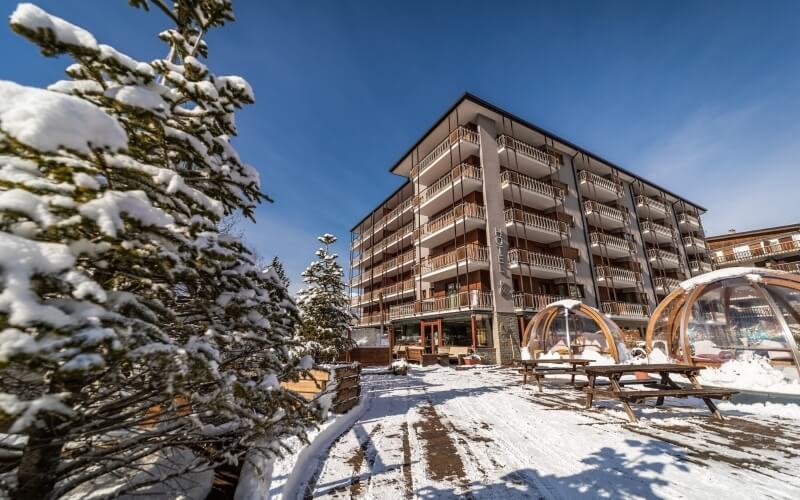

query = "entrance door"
[[420, 320, 442, 354]]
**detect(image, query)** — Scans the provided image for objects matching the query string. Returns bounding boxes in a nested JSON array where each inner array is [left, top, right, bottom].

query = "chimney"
[[728, 228, 736, 234]]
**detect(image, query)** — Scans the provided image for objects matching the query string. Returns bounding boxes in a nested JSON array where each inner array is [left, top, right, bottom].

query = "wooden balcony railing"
[[417, 163, 483, 206], [355, 312, 385, 326], [496, 134, 558, 168], [595, 266, 641, 283], [410, 126, 480, 178], [512, 293, 566, 311], [389, 290, 493, 319], [635, 195, 670, 215], [421, 202, 486, 236], [503, 208, 567, 234], [583, 200, 629, 224], [578, 170, 625, 197], [601, 301, 650, 317], [640, 220, 675, 239], [590, 232, 635, 253], [769, 262, 800, 274], [385, 198, 413, 223], [712, 234, 800, 266], [421, 244, 489, 275], [508, 248, 574, 273], [500, 170, 564, 200]]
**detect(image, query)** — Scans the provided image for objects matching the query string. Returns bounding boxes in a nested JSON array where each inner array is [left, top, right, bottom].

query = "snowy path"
[[307, 365, 800, 499]]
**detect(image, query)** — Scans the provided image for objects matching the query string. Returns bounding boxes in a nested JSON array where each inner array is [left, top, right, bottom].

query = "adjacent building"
[[349, 93, 711, 364], [708, 223, 800, 273]]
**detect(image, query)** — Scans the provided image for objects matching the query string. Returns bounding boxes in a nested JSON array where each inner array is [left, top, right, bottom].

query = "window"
[[473, 314, 493, 347], [556, 283, 584, 299]]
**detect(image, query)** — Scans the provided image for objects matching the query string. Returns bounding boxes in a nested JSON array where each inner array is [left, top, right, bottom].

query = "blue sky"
[[2, 1, 799, 290]]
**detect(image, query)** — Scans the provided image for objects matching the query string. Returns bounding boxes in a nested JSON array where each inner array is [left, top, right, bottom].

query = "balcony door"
[[420, 320, 441, 354]]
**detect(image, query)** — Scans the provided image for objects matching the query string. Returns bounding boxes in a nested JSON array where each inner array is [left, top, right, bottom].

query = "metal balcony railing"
[[410, 126, 480, 178], [677, 212, 700, 226], [584, 200, 629, 224], [635, 195, 670, 215], [578, 170, 625, 197], [590, 232, 635, 253], [640, 220, 675, 239], [422, 203, 486, 236], [654, 276, 681, 291], [507, 248, 574, 273], [601, 301, 650, 317], [500, 170, 564, 200], [503, 208, 567, 234], [417, 163, 483, 206], [595, 266, 641, 283], [683, 235, 707, 250], [647, 248, 680, 263], [496, 134, 558, 168]]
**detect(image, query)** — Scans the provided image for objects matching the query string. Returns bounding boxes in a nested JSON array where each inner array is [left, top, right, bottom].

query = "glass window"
[[442, 317, 471, 346], [394, 322, 420, 346], [474, 314, 493, 347]]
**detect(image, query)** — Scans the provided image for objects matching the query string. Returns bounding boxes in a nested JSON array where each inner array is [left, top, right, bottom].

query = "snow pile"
[[580, 349, 616, 365], [0, 81, 127, 154], [698, 353, 800, 394], [718, 401, 800, 420], [679, 267, 770, 291], [546, 298, 583, 310]]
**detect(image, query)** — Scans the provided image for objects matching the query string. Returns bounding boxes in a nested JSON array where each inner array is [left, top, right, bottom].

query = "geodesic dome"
[[645, 268, 800, 381], [521, 300, 630, 362]]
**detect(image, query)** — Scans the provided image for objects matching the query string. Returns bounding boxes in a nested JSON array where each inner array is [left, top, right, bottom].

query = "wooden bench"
[[406, 347, 446, 366], [439, 345, 472, 364], [583, 364, 738, 423], [515, 358, 591, 393]]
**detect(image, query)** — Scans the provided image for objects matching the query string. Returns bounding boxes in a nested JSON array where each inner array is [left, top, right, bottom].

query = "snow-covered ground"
[[293, 365, 800, 499]]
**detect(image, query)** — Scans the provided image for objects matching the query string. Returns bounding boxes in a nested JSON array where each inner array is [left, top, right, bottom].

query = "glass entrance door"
[[420, 320, 441, 354]]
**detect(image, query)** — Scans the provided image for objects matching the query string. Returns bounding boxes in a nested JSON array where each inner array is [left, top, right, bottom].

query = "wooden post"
[[470, 315, 477, 350]]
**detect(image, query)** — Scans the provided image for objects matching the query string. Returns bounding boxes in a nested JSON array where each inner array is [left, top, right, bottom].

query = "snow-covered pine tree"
[[296, 234, 356, 363], [2, 2, 319, 498], [269, 255, 291, 289]]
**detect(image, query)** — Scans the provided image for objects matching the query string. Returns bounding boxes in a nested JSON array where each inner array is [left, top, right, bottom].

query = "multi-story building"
[[349, 93, 710, 364], [708, 223, 800, 273]]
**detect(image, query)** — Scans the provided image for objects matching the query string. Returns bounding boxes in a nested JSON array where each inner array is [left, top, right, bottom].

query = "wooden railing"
[[507, 248, 574, 273], [769, 262, 800, 274], [712, 235, 800, 266], [640, 220, 675, 239], [355, 312, 385, 326], [421, 244, 489, 275], [500, 170, 564, 200], [496, 134, 558, 168], [595, 266, 641, 283], [351, 278, 416, 306], [504, 208, 567, 234], [385, 198, 412, 223], [583, 200, 628, 224], [578, 170, 624, 197], [647, 248, 680, 263], [417, 163, 483, 206], [512, 293, 566, 311], [385, 223, 414, 248], [601, 301, 650, 317], [635, 195, 670, 214], [389, 290, 493, 319], [654, 276, 681, 291], [421, 203, 486, 236], [590, 232, 635, 253], [410, 126, 480, 178]]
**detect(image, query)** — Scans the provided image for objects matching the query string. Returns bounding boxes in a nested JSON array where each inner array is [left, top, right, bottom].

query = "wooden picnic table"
[[582, 364, 737, 423], [514, 358, 592, 393]]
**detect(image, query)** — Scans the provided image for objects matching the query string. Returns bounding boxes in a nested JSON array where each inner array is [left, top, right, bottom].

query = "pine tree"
[[269, 255, 291, 289], [1, 2, 318, 498], [296, 234, 355, 363]]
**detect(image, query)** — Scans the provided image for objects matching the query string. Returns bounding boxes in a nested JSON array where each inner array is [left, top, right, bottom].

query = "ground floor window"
[[442, 317, 472, 346], [473, 314, 493, 347], [394, 322, 420, 345]]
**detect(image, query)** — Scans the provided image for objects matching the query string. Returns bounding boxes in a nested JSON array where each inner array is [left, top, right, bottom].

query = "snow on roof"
[[679, 267, 772, 291], [546, 299, 583, 310], [0, 81, 127, 155]]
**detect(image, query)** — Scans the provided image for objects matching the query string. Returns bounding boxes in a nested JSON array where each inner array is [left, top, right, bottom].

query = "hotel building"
[[349, 94, 711, 364], [709, 223, 800, 273]]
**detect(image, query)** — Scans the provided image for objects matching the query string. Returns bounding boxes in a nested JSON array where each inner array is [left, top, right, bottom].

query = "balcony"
[[589, 232, 635, 258], [769, 262, 800, 274], [583, 200, 628, 230], [500, 170, 564, 210], [578, 170, 625, 202], [419, 202, 486, 248], [410, 126, 480, 185], [654, 276, 681, 295], [354, 312, 386, 327], [683, 235, 707, 254], [601, 301, 650, 320], [647, 248, 681, 270], [379, 250, 416, 279], [504, 208, 567, 244], [508, 249, 574, 279], [677, 212, 702, 233], [640, 220, 676, 244], [513, 293, 566, 312], [420, 244, 490, 281], [712, 235, 800, 267], [595, 266, 642, 288], [689, 260, 712, 275], [496, 134, 559, 178], [389, 290, 493, 320], [384, 223, 414, 253], [635, 195, 671, 218], [383, 198, 413, 231], [416, 163, 483, 216]]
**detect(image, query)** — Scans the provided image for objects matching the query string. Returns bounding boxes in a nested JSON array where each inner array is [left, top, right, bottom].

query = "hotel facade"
[[349, 94, 711, 364], [708, 223, 800, 273]]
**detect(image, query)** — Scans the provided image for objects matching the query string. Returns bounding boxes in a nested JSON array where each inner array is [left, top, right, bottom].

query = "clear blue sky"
[[2, 1, 799, 290]]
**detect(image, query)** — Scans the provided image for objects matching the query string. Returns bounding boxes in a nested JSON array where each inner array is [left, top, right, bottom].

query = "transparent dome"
[[646, 268, 800, 381], [521, 301, 630, 362]]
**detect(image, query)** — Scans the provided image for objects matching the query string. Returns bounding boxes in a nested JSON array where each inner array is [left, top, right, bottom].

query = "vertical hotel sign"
[[494, 226, 513, 300]]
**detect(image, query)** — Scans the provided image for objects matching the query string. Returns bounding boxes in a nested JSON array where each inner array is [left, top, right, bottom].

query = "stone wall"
[[493, 312, 521, 365]]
